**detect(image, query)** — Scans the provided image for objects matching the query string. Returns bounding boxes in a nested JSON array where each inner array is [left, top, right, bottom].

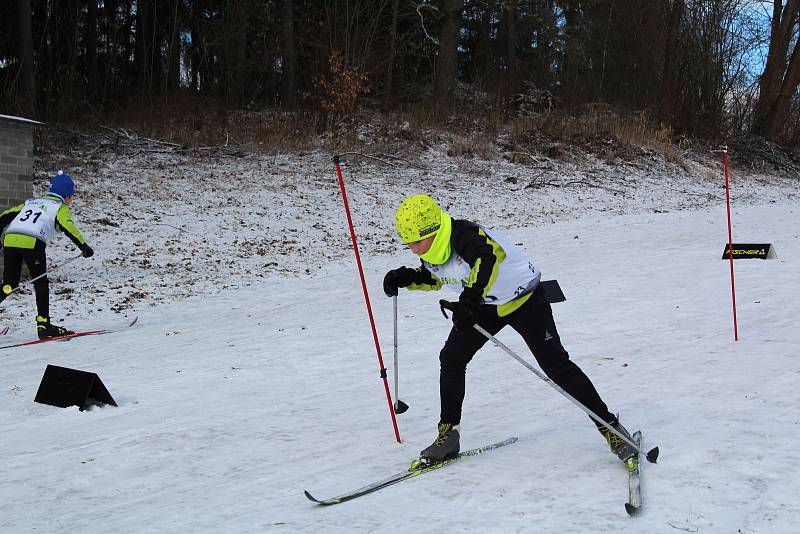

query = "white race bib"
[[4, 198, 61, 242], [424, 227, 541, 305]]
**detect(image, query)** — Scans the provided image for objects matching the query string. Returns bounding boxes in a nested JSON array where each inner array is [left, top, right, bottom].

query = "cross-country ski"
[[0, 316, 138, 351], [625, 431, 644, 515], [305, 437, 517, 505]]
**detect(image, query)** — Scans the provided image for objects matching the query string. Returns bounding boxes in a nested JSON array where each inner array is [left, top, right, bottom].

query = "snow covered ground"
[[2, 142, 799, 532]]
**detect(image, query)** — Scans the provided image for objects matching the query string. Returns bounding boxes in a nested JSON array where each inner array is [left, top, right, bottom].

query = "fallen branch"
[[511, 150, 551, 165], [334, 151, 402, 167], [526, 178, 627, 196], [99, 125, 242, 157], [667, 521, 699, 533]]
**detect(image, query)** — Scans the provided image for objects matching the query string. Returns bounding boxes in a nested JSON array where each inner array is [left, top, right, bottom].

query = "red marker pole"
[[722, 144, 739, 341], [333, 155, 402, 443]]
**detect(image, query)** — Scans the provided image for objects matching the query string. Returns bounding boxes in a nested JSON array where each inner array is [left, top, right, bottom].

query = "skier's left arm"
[[452, 221, 506, 305], [55, 204, 88, 248]]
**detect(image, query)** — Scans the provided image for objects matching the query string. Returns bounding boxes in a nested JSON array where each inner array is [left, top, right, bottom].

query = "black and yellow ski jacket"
[[403, 215, 541, 317]]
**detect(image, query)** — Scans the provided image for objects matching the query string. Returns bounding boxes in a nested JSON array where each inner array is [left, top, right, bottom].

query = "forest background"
[[0, 0, 799, 168]]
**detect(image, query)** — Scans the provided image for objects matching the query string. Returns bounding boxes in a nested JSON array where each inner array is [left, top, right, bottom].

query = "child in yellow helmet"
[[384, 194, 636, 466], [0, 171, 94, 339]]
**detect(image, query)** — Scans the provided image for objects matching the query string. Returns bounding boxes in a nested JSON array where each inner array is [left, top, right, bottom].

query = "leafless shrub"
[[447, 134, 496, 160], [508, 108, 682, 163]]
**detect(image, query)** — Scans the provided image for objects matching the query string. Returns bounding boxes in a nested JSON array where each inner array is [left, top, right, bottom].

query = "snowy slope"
[[2, 145, 800, 532]]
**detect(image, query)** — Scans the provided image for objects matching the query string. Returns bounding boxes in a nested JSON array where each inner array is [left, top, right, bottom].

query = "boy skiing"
[[0, 171, 94, 338], [383, 194, 636, 466]]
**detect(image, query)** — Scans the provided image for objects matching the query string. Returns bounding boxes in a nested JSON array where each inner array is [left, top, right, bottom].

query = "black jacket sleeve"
[[451, 219, 503, 300], [0, 204, 24, 235]]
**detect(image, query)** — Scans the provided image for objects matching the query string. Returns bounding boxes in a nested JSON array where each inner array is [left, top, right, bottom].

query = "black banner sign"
[[34, 365, 117, 411], [721, 243, 776, 260]]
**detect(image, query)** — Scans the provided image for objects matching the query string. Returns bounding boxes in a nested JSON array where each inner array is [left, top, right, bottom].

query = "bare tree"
[[281, 0, 298, 107], [135, 0, 160, 97], [660, 0, 685, 125], [165, 0, 182, 94], [382, 0, 400, 109], [526, 0, 559, 90], [16, 0, 35, 116], [189, 0, 202, 93], [434, 0, 462, 110], [85, 0, 98, 103], [224, 0, 249, 105], [559, 0, 589, 105], [500, 0, 519, 96], [753, 0, 800, 141]]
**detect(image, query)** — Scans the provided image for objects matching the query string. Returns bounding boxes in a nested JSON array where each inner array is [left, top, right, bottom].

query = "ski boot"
[[417, 423, 460, 467], [36, 316, 74, 340], [598, 418, 637, 461]]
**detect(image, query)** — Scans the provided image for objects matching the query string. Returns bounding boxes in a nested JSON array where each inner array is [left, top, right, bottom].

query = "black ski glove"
[[80, 243, 94, 258], [452, 288, 483, 331], [383, 267, 416, 297]]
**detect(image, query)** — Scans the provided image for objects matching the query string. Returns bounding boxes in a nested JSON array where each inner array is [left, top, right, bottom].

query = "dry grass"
[[509, 107, 683, 162], [93, 96, 322, 153], [447, 133, 497, 160], [76, 97, 688, 164]]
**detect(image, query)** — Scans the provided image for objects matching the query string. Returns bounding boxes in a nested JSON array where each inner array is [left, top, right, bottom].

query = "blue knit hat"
[[49, 170, 74, 198]]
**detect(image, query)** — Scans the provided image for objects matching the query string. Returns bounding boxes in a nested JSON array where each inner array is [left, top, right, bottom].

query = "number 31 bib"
[[4, 198, 62, 242]]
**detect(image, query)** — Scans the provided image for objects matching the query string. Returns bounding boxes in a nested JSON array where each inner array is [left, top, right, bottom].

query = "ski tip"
[[625, 503, 641, 516], [646, 446, 659, 464], [128, 316, 139, 327], [304, 490, 339, 505], [303, 490, 342, 506]]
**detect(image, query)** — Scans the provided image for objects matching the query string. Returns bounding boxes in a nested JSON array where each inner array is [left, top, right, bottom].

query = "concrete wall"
[[0, 119, 35, 210]]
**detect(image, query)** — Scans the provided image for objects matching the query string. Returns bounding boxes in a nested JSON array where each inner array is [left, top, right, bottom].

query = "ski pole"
[[439, 300, 659, 464], [333, 154, 402, 443], [6, 253, 84, 295], [722, 143, 739, 341], [393, 295, 409, 414]]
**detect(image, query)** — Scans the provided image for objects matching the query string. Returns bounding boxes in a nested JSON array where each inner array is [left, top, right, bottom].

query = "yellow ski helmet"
[[395, 194, 442, 243]]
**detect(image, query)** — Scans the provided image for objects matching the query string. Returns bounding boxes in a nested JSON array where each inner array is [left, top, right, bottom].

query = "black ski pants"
[[438, 283, 615, 427], [0, 241, 50, 318]]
